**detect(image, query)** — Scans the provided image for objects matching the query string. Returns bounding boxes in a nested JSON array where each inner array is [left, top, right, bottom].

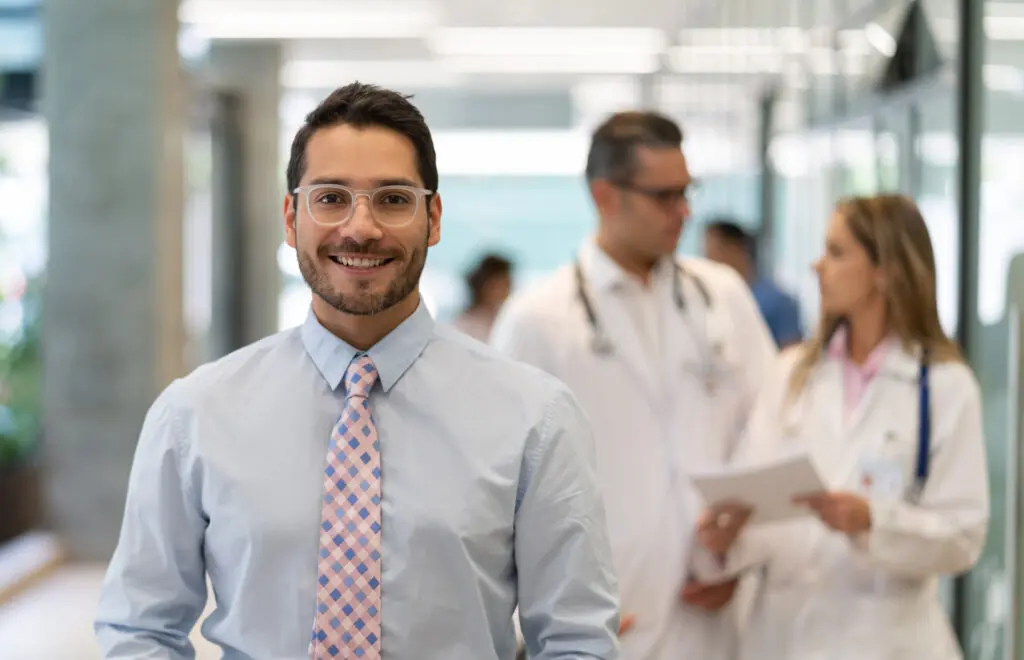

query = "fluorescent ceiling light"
[[282, 60, 465, 90], [443, 53, 660, 75], [284, 54, 653, 85], [864, 22, 897, 56], [429, 27, 666, 57], [985, 16, 1024, 40], [179, 0, 437, 40], [677, 27, 809, 53], [669, 46, 785, 74], [983, 64, 1024, 93]]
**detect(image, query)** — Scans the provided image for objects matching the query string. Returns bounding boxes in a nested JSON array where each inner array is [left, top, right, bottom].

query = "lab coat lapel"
[[577, 241, 662, 402], [601, 305, 661, 403], [809, 361, 856, 487], [835, 344, 920, 486]]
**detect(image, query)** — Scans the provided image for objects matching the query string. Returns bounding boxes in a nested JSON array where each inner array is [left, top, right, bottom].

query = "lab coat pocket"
[[855, 432, 915, 502]]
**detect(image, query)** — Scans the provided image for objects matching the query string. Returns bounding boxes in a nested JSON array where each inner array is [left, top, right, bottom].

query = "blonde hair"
[[788, 194, 962, 399]]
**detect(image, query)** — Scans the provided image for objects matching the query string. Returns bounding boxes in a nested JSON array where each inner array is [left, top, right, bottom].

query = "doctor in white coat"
[[694, 194, 990, 660], [491, 110, 777, 660]]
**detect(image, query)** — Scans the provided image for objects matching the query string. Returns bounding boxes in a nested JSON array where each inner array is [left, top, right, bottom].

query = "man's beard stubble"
[[297, 231, 429, 317]]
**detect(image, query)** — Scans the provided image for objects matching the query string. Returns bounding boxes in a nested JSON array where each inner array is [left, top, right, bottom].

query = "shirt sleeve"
[[515, 385, 621, 660], [94, 380, 208, 659], [719, 268, 779, 456]]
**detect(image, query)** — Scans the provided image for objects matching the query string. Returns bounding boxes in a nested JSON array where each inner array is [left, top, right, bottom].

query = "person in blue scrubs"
[[703, 219, 803, 349]]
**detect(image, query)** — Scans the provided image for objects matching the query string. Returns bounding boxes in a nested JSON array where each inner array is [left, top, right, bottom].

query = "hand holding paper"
[[696, 503, 752, 555], [793, 491, 872, 536], [691, 452, 829, 526]]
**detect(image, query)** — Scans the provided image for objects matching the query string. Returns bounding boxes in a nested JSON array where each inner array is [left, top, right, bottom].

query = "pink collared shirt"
[[827, 326, 892, 422]]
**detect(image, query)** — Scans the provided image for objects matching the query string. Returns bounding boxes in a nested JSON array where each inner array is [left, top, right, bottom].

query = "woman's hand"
[[696, 502, 752, 556], [794, 491, 872, 536], [679, 577, 739, 611], [618, 613, 636, 636]]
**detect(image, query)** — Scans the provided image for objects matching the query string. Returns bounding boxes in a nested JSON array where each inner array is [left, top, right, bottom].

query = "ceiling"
[[180, 0, 818, 141], [5, 0, 1024, 147]]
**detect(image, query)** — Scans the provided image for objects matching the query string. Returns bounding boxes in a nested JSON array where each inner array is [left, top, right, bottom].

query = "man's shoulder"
[[163, 327, 304, 405], [430, 324, 585, 437], [751, 277, 798, 306], [678, 255, 760, 317], [432, 323, 572, 396], [502, 266, 576, 319]]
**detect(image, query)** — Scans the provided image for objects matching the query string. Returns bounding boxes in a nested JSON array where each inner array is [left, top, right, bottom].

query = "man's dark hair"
[[585, 111, 684, 183], [466, 253, 513, 307], [706, 218, 755, 253], [286, 82, 438, 195]]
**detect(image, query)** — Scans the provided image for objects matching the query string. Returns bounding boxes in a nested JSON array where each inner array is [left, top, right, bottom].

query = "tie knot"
[[343, 354, 379, 399]]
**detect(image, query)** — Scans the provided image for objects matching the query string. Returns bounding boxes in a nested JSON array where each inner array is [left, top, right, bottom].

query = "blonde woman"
[[691, 194, 989, 659]]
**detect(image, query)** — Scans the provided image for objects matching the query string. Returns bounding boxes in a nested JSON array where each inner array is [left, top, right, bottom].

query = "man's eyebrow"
[[305, 177, 421, 188]]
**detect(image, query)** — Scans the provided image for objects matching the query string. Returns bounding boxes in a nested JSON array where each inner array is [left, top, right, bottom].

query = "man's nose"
[[340, 197, 384, 242], [674, 197, 691, 221]]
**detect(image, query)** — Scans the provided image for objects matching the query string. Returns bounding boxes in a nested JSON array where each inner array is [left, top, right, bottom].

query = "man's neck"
[[737, 259, 755, 285], [467, 303, 499, 317], [594, 232, 655, 286], [313, 292, 420, 351]]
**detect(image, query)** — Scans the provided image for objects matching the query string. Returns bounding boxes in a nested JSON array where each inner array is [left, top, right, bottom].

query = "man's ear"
[[427, 193, 443, 247], [284, 193, 298, 248], [590, 179, 617, 217]]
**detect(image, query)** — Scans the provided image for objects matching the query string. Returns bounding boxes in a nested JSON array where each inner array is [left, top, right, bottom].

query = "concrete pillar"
[[41, 0, 186, 560], [639, 73, 658, 110], [208, 43, 283, 349]]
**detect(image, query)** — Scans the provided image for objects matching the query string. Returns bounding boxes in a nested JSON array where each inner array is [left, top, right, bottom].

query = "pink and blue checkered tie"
[[311, 354, 382, 659]]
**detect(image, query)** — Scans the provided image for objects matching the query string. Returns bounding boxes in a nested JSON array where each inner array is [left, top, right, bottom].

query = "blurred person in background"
[[491, 111, 777, 660], [95, 82, 620, 660], [693, 195, 989, 660], [452, 252, 514, 342], [703, 219, 803, 349]]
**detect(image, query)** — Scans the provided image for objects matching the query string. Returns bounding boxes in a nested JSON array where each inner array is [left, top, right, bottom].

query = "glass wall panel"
[[959, 2, 1024, 656], [915, 93, 962, 336]]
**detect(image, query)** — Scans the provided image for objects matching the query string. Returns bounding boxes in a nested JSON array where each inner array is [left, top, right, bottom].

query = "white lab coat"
[[691, 342, 990, 660], [491, 241, 777, 660]]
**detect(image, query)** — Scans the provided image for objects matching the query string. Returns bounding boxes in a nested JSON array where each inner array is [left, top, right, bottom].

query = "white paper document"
[[690, 453, 829, 525]]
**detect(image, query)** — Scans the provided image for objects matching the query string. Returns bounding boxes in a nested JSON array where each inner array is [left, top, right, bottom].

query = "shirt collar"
[[301, 297, 434, 392], [579, 237, 674, 292], [827, 324, 893, 377]]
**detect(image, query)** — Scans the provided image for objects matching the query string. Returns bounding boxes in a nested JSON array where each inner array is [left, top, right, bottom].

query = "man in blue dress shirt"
[[95, 82, 621, 660], [703, 219, 804, 349]]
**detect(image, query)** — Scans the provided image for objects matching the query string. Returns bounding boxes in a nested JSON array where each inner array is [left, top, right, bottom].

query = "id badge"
[[857, 457, 906, 500]]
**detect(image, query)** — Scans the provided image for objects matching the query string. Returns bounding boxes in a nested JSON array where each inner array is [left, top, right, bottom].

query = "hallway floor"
[[0, 564, 219, 659]]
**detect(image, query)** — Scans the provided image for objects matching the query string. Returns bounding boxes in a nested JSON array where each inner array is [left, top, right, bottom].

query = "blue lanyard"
[[914, 354, 931, 495]]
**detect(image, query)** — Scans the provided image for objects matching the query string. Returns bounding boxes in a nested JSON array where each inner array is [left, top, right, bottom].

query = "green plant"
[[0, 275, 42, 467]]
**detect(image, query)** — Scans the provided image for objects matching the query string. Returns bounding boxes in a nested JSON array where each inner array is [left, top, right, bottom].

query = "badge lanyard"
[[911, 351, 931, 501]]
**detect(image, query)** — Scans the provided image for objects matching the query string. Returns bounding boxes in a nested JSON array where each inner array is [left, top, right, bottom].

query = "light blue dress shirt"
[[95, 300, 621, 660]]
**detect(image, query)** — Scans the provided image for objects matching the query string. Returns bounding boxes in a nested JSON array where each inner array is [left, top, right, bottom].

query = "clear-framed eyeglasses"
[[292, 183, 433, 228]]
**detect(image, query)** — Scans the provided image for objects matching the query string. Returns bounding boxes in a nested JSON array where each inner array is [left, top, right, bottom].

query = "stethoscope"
[[573, 258, 723, 393]]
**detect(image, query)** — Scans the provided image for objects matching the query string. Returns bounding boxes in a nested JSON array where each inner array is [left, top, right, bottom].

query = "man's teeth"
[[335, 256, 389, 268]]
